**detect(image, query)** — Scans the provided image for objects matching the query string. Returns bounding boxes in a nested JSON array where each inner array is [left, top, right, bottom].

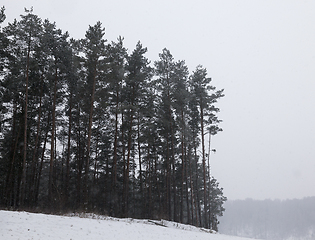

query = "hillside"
[[0, 210, 258, 240]]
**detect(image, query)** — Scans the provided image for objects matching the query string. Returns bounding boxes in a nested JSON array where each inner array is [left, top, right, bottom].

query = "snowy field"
[[0, 210, 259, 240]]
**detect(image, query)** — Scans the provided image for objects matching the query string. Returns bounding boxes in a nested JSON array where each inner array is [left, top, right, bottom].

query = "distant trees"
[[0, 8, 226, 230], [219, 197, 315, 239]]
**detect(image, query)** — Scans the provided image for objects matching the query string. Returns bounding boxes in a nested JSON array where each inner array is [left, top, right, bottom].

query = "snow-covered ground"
[[0, 210, 259, 240]]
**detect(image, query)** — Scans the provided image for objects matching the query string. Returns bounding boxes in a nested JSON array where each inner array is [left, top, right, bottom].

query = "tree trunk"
[[84, 67, 97, 208], [5, 132, 20, 206], [189, 150, 195, 226], [137, 112, 144, 218], [20, 37, 31, 207], [208, 132, 212, 229], [111, 89, 119, 215], [147, 143, 152, 219], [93, 122, 100, 184], [121, 108, 126, 215], [180, 108, 185, 223], [76, 106, 83, 209], [193, 133, 201, 227], [200, 100, 208, 228], [49, 67, 58, 208], [5, 101, 19, 206], [184, 140, 191, 224], [65, 91, 73, 206], [165, 133, 170, 220], [124, 88, 135, 217], [29, 79, 43, 205], [167, 85, 172, 220], [170, 116, 176, 221], [34, 113, 50, 205]]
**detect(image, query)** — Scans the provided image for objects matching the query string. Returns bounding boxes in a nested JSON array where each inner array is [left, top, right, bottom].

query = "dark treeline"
[[0, 7, 226, 230]]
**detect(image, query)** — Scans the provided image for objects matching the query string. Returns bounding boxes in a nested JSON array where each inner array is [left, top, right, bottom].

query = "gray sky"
[[2, 0, 315, 200]]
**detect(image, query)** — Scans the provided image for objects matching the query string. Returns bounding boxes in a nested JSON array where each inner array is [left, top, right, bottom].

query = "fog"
[[219, 197, 315, 240], [2, 0, 315, 200]]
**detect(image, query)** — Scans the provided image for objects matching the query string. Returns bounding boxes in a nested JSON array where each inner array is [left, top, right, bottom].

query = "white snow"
[[0, 210, 260, 240]]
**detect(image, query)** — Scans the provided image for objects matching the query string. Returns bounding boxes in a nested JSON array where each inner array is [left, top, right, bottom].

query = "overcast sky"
[[2, 0, 315, 200]]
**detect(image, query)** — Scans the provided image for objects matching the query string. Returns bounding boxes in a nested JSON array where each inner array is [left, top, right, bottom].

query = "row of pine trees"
[[0, 7, 226, 230]]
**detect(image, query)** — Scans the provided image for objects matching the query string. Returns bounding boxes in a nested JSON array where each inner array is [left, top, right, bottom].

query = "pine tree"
[[19, 8, 43, 207], [190, 65, 224, 228], [172, 60, 189, 223], [106, 36, 127, 216], [0, 8, 43, 207], [80, 21, 107, 209], [124, 41, 152, 217], [38, 19, 71, 209], [154, 48, 177, 220], [0, 8, 227, 230], [0, 6, 8, 73], [63, 38, 79, 208]]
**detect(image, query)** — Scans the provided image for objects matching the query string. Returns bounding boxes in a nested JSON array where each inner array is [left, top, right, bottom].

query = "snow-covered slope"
[[0, 210, 259, 240]]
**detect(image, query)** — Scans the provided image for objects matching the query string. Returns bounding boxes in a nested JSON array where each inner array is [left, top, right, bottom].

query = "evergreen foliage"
[[0, 8, 226, 230]]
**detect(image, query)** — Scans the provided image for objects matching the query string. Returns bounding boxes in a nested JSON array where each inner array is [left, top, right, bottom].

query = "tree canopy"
[[0, 7, 226, 231]]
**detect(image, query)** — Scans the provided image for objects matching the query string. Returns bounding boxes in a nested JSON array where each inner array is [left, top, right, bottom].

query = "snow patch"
[[0, 210, 259, 240]]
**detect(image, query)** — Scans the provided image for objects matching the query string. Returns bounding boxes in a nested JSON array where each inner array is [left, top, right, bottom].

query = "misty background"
[[219, 197, 315, 240], [2, 0, 315, 239], [3, 0, 315, 201]]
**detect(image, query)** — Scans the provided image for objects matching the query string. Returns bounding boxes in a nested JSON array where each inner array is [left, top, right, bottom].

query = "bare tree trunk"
[[147, 144, 152, 219], [20, 37, 31, 207], [93, 121, 100, 184], [76, 105, 83, 209], [188, 149, 197, 227], [137, 112, 144, 218], [193, 134, 201, 227], [208, 132, 212, 229], [5, 101, 19, 206], [167, 85, 172, 220], [154, 153, 162, 219], [29, 79, 43, 205], [125, 90, 135, 217], [49, 67, 58, 208], [65, 91, 72, 207], [171, 150, 176, 221], [165, 135, 170, 220], [111, 89, 119, 215], [184, 141, 191, 224], [170, 120, 176, 221], [121, 109, 126, 215], [200, 100, 208, 228], [76, 126, 82, 209], [180, 109, 185, 223], [34, 114, 50, 205], [6, 133, 20, 206], [84, 67, 97, 208]]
